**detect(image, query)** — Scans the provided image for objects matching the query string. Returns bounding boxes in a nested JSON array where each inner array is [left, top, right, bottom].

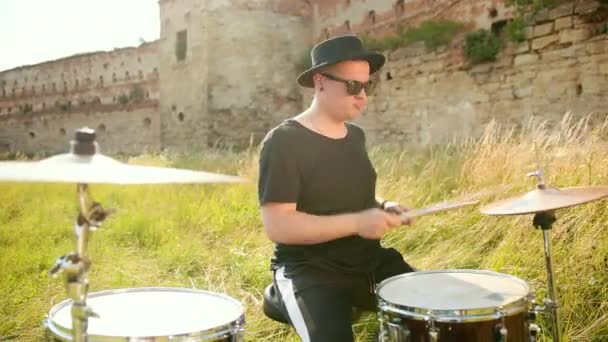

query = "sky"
[[0, 0, 160, 72]]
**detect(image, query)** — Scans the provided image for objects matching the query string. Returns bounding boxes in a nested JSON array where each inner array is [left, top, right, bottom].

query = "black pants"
[[272, 248, 415, 342]]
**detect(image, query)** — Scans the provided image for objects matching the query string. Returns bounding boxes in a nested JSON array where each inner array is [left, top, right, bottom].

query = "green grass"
[[362, 20, 465, 52], [1, 114, 608, 341]]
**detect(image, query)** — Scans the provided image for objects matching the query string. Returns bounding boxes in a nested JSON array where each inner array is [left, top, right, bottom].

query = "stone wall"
[[0, 42, 160, 153], [0, 42, 159, 116], [1, 0, 606, 153], [310, 0, 515, 41], [353, 1, 608, 144], [0, 102, 160, 155], [158, 0, 210, 152], [206, 2, 311, 146]]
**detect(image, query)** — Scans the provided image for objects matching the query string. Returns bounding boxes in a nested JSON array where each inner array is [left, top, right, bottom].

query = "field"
[[1, 115, 607, 341]]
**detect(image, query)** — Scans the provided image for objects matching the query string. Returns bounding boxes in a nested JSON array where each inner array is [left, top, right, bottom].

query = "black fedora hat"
[[297, 35, 386, 88]]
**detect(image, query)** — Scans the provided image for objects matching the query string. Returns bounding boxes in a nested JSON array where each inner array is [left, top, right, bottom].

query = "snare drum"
[[377, 270, 533, 342], [45, 287, 245, 341]]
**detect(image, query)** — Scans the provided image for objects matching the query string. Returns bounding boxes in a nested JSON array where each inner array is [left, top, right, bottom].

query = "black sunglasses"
[[320, 73, 375, 96]]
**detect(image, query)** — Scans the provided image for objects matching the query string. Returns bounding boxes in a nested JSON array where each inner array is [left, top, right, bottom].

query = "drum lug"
[[494, 325, 508, 342], [380, 317, 410, 342], [231, 321, 245, 341], [495, 307, 508, 342], [426, 317, 439, 342], [529, 323, 540, 342]]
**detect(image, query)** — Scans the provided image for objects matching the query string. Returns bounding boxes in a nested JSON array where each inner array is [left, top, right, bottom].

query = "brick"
[[470, 63, 493, 74], [586, 39, 607, 54], [559, 28, 592, 44], [534, 8, 550, 23], [549, 3, 574, 19], [534, 22, 554, 37], [513, 85, 533, 98], [575, 0, 601, 15], [580, 75, 606, 94], [516, 42, 531, 54], [514, 53, 539, 66], [554, 16, 573, 31], [599, 64, 608, 74], [532, 34, 559, 50]]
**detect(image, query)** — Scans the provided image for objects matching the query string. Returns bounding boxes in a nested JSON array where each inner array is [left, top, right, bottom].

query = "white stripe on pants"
[[275, 266, 311, 342]]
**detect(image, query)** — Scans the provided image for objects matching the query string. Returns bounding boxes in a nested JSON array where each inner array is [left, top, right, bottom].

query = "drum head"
[[377, 270, 529, 315], [47, 287, 244, 340]]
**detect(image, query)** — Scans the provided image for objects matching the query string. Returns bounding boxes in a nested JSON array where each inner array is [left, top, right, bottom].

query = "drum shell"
[[44, 287, 245, 342], [379, 308, 529, 342], [377, 270, 533, 342]]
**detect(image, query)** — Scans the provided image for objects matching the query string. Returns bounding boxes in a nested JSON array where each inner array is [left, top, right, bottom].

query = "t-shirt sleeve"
[[258, 130, 300, 205]]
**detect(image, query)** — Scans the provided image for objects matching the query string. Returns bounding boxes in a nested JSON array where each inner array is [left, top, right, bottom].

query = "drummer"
[[258, 35, 416, 341]]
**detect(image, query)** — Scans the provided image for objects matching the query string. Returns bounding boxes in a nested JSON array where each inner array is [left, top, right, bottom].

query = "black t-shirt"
[[258, 118, 382, 274]]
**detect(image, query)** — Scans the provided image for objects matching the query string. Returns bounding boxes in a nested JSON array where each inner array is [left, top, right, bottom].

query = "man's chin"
[[346, 110, 363, 121]]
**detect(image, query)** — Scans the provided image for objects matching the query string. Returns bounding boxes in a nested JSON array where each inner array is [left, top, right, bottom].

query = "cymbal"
[[480, 186, 608, 216], [0, 153, 246, 185]]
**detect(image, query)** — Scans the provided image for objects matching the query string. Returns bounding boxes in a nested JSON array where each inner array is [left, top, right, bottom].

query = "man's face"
[[315, 60, 371, 121]]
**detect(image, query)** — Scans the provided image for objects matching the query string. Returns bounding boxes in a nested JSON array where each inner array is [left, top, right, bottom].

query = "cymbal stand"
[[528, 170, 561, 342], [48, 184, 111, 341]]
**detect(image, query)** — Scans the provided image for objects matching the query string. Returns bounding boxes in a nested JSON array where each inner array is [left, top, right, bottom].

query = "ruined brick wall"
[[205, 0, 311, 146], [1, 0, 605, 154], [0, 42, 159, 115], [310, 0, 515, 42], [0, 103, 160, 155], [352, 1, 608, 144], [0, 42, 160, 153], [158, 0, 210, 152]]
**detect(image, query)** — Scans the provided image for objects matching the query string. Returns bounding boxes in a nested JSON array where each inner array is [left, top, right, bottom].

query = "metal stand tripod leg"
[[533, 211, 561, 342]]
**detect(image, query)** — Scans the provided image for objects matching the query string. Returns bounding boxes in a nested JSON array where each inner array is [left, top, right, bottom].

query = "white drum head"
[[378, 270, 529, 312], [47, 287, 244, 339]]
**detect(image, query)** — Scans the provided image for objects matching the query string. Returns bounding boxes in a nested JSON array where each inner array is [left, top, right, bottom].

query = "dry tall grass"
[[1, 114, 607, 341]]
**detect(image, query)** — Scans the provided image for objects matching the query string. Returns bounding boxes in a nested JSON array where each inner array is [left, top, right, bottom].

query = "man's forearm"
[[262, 209, 360, 245]]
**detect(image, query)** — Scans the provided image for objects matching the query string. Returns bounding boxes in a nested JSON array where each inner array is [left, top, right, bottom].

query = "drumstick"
[[393, 184, 508, 219], [400, 199, 479, 219]]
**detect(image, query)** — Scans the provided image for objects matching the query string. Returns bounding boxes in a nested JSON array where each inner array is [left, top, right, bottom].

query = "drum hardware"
[[386, 317, 410, 342], [376, 270, 532, 342], [44, 287, 246, 341], [481, 169, 608, 342], [527, 310, 540, 342], [45, 184, 110, 342], [0, 127, 246, 341], [426, 316, 439, 342], [494, 307, 508, 342]]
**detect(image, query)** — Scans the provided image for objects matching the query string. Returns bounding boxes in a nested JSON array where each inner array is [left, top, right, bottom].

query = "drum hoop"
[[45, 287, 245, 341], [376, 269, 530, 323]]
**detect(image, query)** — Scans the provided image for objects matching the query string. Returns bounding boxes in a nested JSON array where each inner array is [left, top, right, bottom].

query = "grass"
[[362, 20, 465, 52], [1, 114, 608, 341]]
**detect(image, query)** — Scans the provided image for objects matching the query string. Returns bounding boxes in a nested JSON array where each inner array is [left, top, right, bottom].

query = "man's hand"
[[383, 201, 415, 226], [356, 208, 402, 240]]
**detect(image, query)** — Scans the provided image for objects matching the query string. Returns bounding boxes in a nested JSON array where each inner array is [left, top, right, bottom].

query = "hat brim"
[[296, 52, 386, 88]]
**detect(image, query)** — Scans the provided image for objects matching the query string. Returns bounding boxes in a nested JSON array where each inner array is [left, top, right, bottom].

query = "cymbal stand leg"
[[533, 211, 561, 342], [49, 184, 109, 341]]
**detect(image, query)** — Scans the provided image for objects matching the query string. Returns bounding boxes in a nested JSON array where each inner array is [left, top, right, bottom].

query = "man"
[[258, 35, 415, 341]]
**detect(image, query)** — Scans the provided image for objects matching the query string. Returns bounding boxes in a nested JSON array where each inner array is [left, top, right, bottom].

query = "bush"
[[361, 35, 402, 52], [403, 20, 465, 49], [506, 0, 562, 12], [465, 30, 503, 64], [505, 17, 527, 43], [118, 94, 129, 105], [361, 20, 465, 51], [129, 87, 145, 102]]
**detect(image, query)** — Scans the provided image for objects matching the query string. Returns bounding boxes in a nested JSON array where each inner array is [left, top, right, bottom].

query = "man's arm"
[[261, 203, 401, 245]]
